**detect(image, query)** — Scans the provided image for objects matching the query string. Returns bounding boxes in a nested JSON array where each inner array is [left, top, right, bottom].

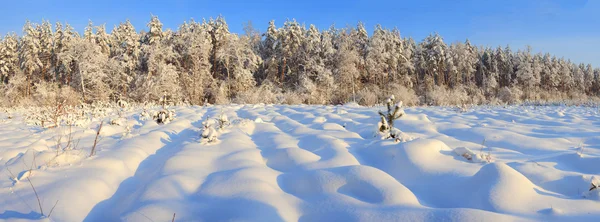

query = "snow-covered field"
[[1, 104, 599, 221]]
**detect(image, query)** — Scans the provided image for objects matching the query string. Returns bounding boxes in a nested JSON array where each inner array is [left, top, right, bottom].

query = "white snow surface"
[[1, 105, 600, 221]]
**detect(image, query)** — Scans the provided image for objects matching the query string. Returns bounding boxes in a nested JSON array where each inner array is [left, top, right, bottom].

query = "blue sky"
[[1, 0, 598, 66]]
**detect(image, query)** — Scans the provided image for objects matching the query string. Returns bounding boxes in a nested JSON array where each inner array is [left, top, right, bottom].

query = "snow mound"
[[359, 139, 470, 186], [321, 123, 346, 131], [463, 162, 538, 213], [260, 148, 320, 172], [279, 165, 419, 206], [312, 116, 327, 123]]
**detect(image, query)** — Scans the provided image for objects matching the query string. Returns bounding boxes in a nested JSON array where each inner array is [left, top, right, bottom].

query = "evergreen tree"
[[0, 33, 19, 84], [18, 21, 42, 96]]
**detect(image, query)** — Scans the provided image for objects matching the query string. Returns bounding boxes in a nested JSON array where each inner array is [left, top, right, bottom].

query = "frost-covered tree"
[[452, 40, 477, 87], [0, 33, 19, 84], [559, 58, 573, 92], [516, 47, 536, 89], [572, 63, 585, 93], [37, 20, 54, 82], [446, 43, 460, 88], [59, 38, 110, 101], [399, 37, 416, 87], [366, 25, 389, 86], [18, 21, 42, 96], [54, 23, 79, 85], [95, 24, 111, 55], [259, 20, 279, 84], [593, 68, 600, 95], [353, 22, 369, 79], [215, 33, 260, 100], [110, 20, 140, 96], [174, 20, 212, 104], [480, 48, 498, 94], [137, 42, 179, 102], [333, 30, 360, 103], [208, 16, 230, 80], [583, 64, 594, 94], [278, 19, 304, 87], [84, 20, 95, 43], [298, 24, 335, 104], [144, 15, 164, 45], [419, 33, 447, 86]]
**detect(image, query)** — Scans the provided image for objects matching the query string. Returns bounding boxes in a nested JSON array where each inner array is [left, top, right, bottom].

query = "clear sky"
[[0, 0, 598, 66]]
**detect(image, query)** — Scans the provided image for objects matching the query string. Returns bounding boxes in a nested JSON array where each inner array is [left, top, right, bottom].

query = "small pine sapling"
[[200, 117, 218, 142], [216, 112, 229, 129], [590, 180, 599, 192], [577, 142, 585, 157], [140, 109, 150, 121], [377, 95, 405, 140], [154, 93, 176, 124], [584, 176, 600, 199]]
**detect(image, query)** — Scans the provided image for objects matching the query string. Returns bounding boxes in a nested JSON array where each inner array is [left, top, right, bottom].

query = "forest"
[[0, 15, 598, 107]]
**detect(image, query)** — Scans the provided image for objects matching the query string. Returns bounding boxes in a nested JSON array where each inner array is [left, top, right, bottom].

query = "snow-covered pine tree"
[[84, 20, 95, 43], [333, 29, 360, 103], [174, 19, 213, 105], [95, 24, 111, 55], [298, 24, 332, 104], [110, 20, 140, 97], [461, 39, 478, 86], [259, 20, 279, 85], [583, 64, 594, 94], [37, 20, 54, 82], [559, 58, 573, 92], [0, 33, 19, 84], [278, 19, 304, 88], [18, 21, 42, 96], [366, 25, 389, 87], [59, 37, 110, 102], [516, 47, 535, 89], [144, 15, 164, 45], [399, 37, 416, 87], [224, 33, 261, 99], [530, 53, 543, 98], [420, 33, 447, 86], [377, 95, 406, 140], [573, 63, 585, 93], [481, 47, 498, 95], [593, 68, 600, 94], [136, 15, 182, 103], [446, 43, 459, 88]]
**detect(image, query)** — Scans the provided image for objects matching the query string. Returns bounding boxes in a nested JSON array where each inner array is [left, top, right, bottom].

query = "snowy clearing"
[[1, 104, 600, 221]]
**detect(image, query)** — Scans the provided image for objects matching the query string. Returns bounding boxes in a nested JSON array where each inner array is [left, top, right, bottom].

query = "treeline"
[[0, 16, 598, 106]]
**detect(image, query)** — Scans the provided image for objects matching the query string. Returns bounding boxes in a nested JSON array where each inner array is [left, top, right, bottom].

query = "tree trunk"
[[352, 76, 356, 103], [280, 58, 286, 87], [80, 71, 87, 102]]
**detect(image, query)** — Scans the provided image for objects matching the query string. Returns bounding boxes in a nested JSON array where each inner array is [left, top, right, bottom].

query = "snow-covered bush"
[[498, 87, 523, 104], [233, 82, 278, 104], [200, 118, 218, 142], [117, 99, 129, 108], [356, 86, 379, 106], [389, 84, 419, 106], [277, 92, 305, 105], [140, 109, 150, 121], [453, 147, 492, 163], [153, 109, 175, 124], [426, 86, 470, 106]]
